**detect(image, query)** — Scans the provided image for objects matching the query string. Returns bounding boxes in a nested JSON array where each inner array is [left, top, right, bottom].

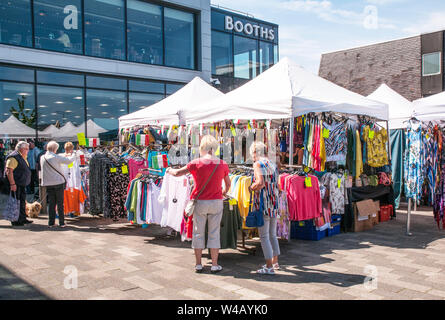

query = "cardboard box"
[[356, 199, 377, 216], [353, 203, 374, 232], [371, 201, 380, 226]]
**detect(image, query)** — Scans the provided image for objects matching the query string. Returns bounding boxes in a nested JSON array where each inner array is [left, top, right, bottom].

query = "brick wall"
[[318, 36, 422, 102]]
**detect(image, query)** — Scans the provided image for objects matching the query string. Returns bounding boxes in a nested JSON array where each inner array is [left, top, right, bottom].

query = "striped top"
[[253, 158, 279, 218]]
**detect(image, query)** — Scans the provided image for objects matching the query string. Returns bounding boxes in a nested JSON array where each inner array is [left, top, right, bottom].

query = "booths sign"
[[225, 16, 275, 41]]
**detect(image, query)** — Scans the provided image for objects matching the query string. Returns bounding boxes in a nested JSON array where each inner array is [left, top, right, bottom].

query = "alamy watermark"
[[64, 265, 78, 290]]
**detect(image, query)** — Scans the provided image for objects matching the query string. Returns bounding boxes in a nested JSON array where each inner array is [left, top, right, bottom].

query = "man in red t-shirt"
[[167, 135, 231, 274]]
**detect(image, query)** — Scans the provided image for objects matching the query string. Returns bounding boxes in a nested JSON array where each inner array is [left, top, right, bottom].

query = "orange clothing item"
[[64, 188, 87, 216]]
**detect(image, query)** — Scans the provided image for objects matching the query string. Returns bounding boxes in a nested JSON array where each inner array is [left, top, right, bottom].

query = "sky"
[[210, 0, 445, 74]]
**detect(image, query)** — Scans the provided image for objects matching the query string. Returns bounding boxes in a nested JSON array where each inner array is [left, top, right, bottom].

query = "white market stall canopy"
[[367, 84, 414, 129], [52, 121, 79, 141], [0, 116, 50, 138], [42, 124, 60, 137], [187, 57, 389, 124], [77, 119, 108, 138], [119, 77, 224, 128], [413, 91, 445, 122]]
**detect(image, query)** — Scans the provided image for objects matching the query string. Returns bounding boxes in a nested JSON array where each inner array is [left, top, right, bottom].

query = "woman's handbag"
[[184, 162, 219, 217], [45, 155, 67, 189], [245, 177, 265, 228], [1, 191, 19, 222]]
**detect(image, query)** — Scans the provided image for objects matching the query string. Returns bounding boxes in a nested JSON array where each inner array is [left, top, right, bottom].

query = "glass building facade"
[[0, 0, 197, 70], [211, 7, 279, 91], [0, 64, 184, 137], [0, 2, 279, 139]]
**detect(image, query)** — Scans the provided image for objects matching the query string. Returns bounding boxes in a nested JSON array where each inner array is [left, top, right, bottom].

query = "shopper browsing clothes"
[[166, 135, 231, 274], [5, 141, 33, 227], [249, 142, 281, 275], [26, 140, 40, 196], [40, 141, 74, 228], [36, 142, 48, 215]]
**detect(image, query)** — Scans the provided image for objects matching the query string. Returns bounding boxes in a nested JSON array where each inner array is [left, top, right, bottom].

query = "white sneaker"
[[210, 265, 223, 273], [262, 263, 280, 270], [257, 266, 275, 275], [195, 264, 203, 273]]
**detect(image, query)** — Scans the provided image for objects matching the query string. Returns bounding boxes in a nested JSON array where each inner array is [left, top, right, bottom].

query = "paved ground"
[[1, 202, 445, 300]]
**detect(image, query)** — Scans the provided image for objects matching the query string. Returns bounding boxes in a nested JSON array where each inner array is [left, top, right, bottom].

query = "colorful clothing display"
[[404, 121, 424, 201]]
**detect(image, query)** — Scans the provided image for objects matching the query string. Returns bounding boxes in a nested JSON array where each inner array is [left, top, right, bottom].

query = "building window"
[[86, 76, 126, 90], [0, 0, 32, 47], [37, 70, 84, 87], [127, 0, 163, 65], [212, 31, 233, 76], [423, 52, 441, 76], [129, 80, 165, 94], [86, 89, 127, 132], [0, 66, 34, 82], [33, 0, 83, 54], [0, 82, 35, 125], [129, 92, 164, 113], [274, 45, 279, 64], [259, 41, 274, 74], [166, 83, 184, 95], [234, 35, 257, 79], [164, 8, 195, 69], [85, 0, 125, 60], [37, 85, 84, 130]]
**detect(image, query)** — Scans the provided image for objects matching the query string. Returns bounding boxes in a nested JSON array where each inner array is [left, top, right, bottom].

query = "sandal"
[[262, 263, 280, 270], [257, 266, 275, 275], [195, 264, 203, 273], [210, 265, 223, 274]]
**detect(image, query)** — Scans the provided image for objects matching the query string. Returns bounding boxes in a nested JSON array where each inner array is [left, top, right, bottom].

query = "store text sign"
[[225, 16, 275, 41]]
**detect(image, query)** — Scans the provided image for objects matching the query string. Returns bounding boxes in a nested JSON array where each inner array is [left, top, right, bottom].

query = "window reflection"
[[86, 89, 126, 131], [127, 0, 162, 65], [85, 0, 125, 60], [0, 66, 34, 82], [33, 0, 83, 54], [37, 85, 84, 130], [37, 70, 84, 86], [166, 83, 184, 95], [164, 8, 195, 69], [234, 36, 257, 79], [212, 31, 233, 76], [259, 41, 274, 74], [86, 76, 126, 90], [0, 0, 32, 47], [129, 92, 164, 113], [0, 82, 35, 126], [129, 80, 164, 94]]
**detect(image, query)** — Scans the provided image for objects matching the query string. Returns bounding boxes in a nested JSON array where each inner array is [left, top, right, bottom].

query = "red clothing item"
[[286, 174, 322, 221], [128, 158, 148, 181], [187, 158, 229, 200]]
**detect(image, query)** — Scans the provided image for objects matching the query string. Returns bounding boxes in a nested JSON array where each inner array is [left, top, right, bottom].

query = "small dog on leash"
[[25, 201, 42, 218]]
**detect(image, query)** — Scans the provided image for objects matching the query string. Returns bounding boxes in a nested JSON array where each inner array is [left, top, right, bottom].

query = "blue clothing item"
[[302, 119, 310, 165], [404, 121, 424, 201], [27, 147, 40, 170]]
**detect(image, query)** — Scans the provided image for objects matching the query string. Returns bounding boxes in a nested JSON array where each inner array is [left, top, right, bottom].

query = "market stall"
[[0, 115, 50, 139], [367, 84, 414, 210], [42, 124, 60, 138], [184, 58, 392, 238], [398, 92, 445, 234]]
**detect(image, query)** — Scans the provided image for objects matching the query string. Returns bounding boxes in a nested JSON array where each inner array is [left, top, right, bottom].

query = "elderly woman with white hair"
[[167, 135, 231, 273], [249, 141, 281, 275], [40, 140, 74, 228], [5, 141, 32, 227]]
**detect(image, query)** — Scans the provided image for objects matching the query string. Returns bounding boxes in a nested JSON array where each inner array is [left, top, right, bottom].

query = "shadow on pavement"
[[0, 264, 50, 300]]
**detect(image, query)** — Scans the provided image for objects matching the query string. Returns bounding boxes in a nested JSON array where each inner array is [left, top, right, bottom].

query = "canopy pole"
[[406, 198, 412, 236], [289, 117, 294, 166]]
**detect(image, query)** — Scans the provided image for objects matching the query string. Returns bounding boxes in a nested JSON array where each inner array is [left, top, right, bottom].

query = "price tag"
[[305, 177, 312, 188], [68, 162, 73, 169], [337, 178, 341, 189], [231, 127, 236, 137], [322, 128, 330, 139], [110, 167, 117, 173], [229, 198, 238, 206], [299, 221, 305, 227], [215, 146, 220, 156], [368, 130, 375, 140], [426, 134, 430, 139], [121, 165, 128, 174]]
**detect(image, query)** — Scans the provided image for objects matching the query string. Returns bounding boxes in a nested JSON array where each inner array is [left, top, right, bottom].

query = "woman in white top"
[[40, 141, 74, 228]]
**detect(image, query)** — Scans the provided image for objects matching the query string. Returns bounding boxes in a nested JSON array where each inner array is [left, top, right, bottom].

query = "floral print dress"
[[404, 121, 424, 202]]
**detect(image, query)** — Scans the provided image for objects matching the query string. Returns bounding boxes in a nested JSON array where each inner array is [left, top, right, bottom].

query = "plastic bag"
[[2, 192, 19, 222]]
